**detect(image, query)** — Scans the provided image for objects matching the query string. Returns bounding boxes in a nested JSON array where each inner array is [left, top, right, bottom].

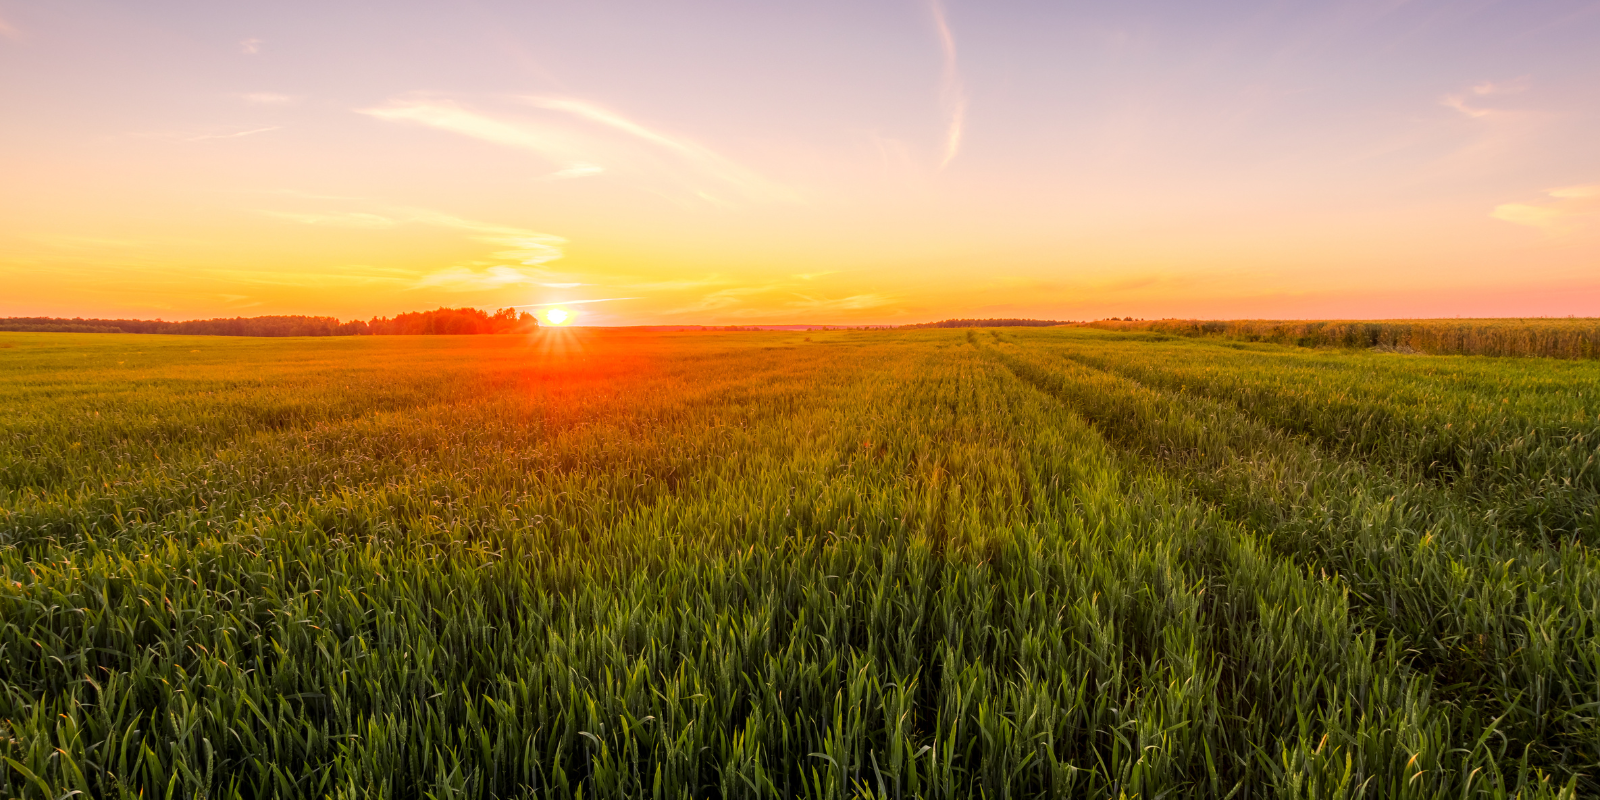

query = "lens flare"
[[545, 308, 570, 325]]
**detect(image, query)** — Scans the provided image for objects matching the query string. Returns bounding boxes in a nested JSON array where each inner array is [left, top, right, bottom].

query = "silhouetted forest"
[[0, 308, 539, 337], [367, 307, 539, 335]]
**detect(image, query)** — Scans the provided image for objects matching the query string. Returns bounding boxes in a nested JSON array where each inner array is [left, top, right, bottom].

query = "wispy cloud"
[[263, 204, 574, 289], [0, 14, 20, 39], [360, 95, 790, 203], [510, 297, 639, 307], [930, 0, 967, 168], [1492, 185, 1600, 232], [624, 276, 734, 292], [412, 265, 553, 291], [262, 211, 397, 228], [1442, 78, 1528, 119], [525, 95, 790, 200], [543, 162, 605, 180], [187, 126, 282, 142], [206, 266, 416, 289], [783, 293, 891, 313], [1442, 95, 1491, 119], [239, 38, 262, 55], [396, 211, 567, 266], [528, 98, 691, 155], [359, 98, 589, 164], [665, 285, 777, 314], [658, 278, 891, 319]]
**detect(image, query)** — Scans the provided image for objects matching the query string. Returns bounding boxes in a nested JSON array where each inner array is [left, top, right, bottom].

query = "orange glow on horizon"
[[544, 308, 572, 326]]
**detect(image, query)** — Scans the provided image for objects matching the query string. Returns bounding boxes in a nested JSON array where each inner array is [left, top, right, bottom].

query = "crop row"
[[0, 331, 1588, 797]]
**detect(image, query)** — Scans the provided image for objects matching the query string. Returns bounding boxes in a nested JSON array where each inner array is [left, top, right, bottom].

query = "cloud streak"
[[543, 162, 605, 180], [263, 204, 575, 290], [187, 126, 282, 142], [510, 297, 640, 307], [0, 15, 19, 39], [528, 95, 784, 196], [262, 211, 398, 228], [360, 95, 790, 202], [360, 99, 588, 164], [412, 265, 554, 291], [1442, 78, 1528, 119], [524, 95, 792, 200], [930, 0, 967, 168], [653, 274, 892, 320], [1492, 185, 1600, 232]]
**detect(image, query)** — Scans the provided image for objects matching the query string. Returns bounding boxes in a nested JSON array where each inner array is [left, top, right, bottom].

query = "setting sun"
[[544, 308, 571, 326]]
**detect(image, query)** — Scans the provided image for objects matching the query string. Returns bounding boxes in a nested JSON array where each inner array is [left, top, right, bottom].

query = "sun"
[[544, 308, 571, 325]]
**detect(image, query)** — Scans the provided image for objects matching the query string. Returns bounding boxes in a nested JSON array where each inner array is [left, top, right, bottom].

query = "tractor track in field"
[[1047, 343, 1600, 546], [978, 339, 1600, 791]]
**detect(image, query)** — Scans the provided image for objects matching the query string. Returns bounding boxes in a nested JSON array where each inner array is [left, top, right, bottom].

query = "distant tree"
[[2, 308, 538, 337], [367, 307, 539, 335], [0, 315, 354, 336], [901, 318, 1070, 329]]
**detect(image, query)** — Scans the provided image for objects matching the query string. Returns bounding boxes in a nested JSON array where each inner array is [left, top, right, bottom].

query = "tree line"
[[901, 318, 1071, 328], [0, 307, 540, 337]]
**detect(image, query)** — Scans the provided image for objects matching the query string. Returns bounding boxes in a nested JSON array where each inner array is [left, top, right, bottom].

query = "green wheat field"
[[2, 327, 1598, 799]]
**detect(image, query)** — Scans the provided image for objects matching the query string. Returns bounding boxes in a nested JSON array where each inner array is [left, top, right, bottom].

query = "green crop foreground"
[[1, 327, 1595, 798]]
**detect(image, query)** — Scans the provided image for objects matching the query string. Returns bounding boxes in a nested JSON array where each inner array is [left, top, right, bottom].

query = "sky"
[[2, 0, 1598, 325]]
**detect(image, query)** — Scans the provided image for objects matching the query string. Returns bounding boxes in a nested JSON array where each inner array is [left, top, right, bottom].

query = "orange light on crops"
[[545, 308, 571, 326]]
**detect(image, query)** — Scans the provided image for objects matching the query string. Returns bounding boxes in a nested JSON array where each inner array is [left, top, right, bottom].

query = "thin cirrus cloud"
[[0, 14, 19, 39], [186, 126, 282, 142], [657, 276, 889, 319], [511, 297, 640, 308], [929, 0, 967, 168], [624, 276, 733, 292], [359, 95, 789, 202], [412, 265, 554, 291], [1442, 78, 1527, 119], [239, 38, 262, 55], [359, 98, 590, 165], [522, 96, 792, 201], [262, 210, 398, 229], [785, 293, 891, 313], [266, 206, 567, 265], [262, 205, 574, 290], [205, 265, 417, 290], [401, 209, 569, 270], [542, 162, 605, 181], [1491, 185, 1600, 232]]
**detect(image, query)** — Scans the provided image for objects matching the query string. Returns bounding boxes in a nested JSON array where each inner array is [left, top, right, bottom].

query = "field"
[[2, 327, 1597, 798], [1081, 319, 1600, 359]]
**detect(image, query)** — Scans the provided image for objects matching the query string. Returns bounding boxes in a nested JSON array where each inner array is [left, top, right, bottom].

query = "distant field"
[[2, 328, 1597, 798], [1082, 317, 1600, 359]]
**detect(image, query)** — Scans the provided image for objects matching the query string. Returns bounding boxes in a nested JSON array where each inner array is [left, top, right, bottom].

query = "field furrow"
[[979, 335, 1599, 790], [1042, 330, 1600, 542]]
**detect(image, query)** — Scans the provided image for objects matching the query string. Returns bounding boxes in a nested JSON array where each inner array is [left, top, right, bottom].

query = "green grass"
[[1, 328, 1594, 798], [1081, 318, 1600, 359]]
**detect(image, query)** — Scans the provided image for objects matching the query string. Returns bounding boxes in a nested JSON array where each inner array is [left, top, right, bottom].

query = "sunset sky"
[[2, 1, 1598, 324]]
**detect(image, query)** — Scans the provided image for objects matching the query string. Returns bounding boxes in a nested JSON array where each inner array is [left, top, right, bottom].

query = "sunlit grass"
[[0, 328, 1591, 798]]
